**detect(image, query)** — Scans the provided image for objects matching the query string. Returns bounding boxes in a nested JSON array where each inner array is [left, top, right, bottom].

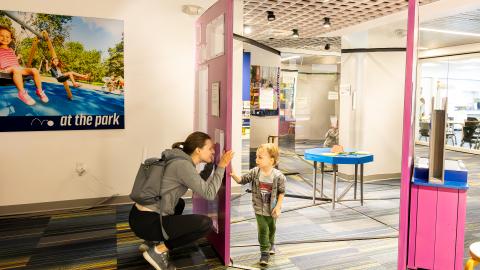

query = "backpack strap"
[[157, 155, 188, 240]]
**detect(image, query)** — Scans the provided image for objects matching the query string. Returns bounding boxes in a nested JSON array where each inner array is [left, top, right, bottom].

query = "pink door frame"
[[398, 0, 420, 269], [193, 0, 234, 266]]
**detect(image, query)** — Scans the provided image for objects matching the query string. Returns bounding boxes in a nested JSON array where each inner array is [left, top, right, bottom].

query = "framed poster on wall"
[[0, 9, 124, 132]]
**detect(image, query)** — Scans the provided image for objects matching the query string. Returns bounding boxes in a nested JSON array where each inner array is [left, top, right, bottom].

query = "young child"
[[0, 26, 48, 105], [231, 143, 286, 266], [323, 125, 339, 148], [46, 57, 89, 88]]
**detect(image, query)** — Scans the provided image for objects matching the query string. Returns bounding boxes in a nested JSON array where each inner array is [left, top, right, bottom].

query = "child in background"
[[0, 26, 48, 105], [324, 123, 339, 148], [231, 143, 286, 266], [46, 57, 90, 88]]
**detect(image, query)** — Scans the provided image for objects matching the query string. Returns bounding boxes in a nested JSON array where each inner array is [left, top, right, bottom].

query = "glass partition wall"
[[416, 53, 480, 154]]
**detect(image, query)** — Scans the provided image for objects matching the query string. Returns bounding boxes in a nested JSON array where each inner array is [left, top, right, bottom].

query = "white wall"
[[244, 43, 281, 67], [339, 33, 406, 178], [243, 43, 281, 148], [0, 0, 216, 206], [295, 73, 337, 140]]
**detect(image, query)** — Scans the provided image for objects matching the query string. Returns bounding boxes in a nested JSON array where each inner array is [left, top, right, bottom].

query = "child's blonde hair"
[[258, 143, 279, 166]]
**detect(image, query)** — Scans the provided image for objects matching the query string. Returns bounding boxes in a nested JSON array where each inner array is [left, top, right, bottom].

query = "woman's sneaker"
[[18, 91, 35, 105], [143, 248, 176, 270], [259, 252, 270, 266], [35, 89, 49, 103], [138, 240, 155, 253], [269, 244, 276, 255]]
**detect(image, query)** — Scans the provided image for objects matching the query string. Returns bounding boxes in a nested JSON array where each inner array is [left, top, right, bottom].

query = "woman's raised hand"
[[218, 150, 234, 168]]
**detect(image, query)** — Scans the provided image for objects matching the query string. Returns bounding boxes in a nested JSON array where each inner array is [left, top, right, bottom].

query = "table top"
[[304, 148, 374, 164]]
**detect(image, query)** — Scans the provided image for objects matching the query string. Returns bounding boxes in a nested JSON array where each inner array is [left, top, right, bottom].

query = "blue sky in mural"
[[69, 16, 123, 60]]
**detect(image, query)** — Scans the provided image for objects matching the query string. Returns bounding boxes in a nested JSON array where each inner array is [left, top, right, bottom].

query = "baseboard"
[[337, 172, 401, 182], [0, 195, 133, 217], [0, 186, 245, 217]]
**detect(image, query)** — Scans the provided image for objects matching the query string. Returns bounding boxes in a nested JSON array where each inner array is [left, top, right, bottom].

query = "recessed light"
[[323, 17, 331, 28], [292, 29, 299, 38], [244, 25, 252, 35], [267, 11, 275, 21]]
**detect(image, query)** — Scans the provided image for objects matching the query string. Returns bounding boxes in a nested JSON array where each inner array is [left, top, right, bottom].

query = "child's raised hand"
[[230, 170, 241, 183], [271, 206, 281, 218]]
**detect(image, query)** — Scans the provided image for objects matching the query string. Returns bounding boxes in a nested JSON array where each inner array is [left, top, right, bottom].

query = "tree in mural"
[[0, 11, 124, 84], [105, 34, 124, 78]]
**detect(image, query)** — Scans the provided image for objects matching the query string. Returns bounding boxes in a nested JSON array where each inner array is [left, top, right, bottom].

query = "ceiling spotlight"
[[267, 11, 275, 21], [244, 25, 252, 35], [325, 43, 331, 50], [292, 29, 299, 38], [323, 17, 331, 28]]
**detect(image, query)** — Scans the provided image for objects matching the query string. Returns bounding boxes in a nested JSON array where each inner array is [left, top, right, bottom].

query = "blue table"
[[304, 148, 374, 209]]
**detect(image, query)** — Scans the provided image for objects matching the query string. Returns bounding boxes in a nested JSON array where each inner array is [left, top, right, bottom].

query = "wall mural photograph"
[[0, 10, 124, 131]]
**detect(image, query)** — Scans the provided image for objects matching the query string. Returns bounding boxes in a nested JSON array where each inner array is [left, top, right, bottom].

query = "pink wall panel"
[[415, 186, 438, 269], [455, 190, 468, 270], [434, 188, 459, 270], [407, 185, 419, 268]]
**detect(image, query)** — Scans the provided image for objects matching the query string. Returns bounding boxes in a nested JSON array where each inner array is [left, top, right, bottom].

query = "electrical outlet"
[[76, 162, 86, 176]]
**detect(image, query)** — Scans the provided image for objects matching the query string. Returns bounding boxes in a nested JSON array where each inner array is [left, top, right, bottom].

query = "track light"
[[292, 29, 299, 38], [323, 17, 331, 28], [267, 11, 275, 21], [325, 43, 330, 50]]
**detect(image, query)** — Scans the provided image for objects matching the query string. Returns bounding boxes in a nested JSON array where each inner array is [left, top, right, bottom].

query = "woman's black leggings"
[[128, 198, 213, 250]]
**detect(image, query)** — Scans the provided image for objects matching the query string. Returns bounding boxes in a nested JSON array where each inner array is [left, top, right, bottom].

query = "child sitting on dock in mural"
[[0, 26, 49, 105], [46, 57, 90, 88]]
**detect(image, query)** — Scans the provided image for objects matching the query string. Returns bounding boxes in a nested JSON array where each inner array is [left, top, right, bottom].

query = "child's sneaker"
[[269, 244, 276, 255], [259, 252, 270, 266], [18, 91, 35, 105], [36, 89, 49, 103]]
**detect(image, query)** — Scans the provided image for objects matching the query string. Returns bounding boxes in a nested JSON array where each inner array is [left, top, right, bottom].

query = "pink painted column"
[[193, 0, 233, 265], [398, 0, 419, 269]]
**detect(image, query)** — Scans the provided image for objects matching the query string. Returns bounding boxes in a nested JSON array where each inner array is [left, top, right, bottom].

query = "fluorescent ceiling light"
[[421, 62, 439, 67], [456, 65, 480, 70], [281, 55, 301, 62], [419, 27, 480, 37]]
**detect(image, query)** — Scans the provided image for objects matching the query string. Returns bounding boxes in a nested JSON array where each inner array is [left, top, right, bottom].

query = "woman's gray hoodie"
[[143, 148, 225, 215]]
